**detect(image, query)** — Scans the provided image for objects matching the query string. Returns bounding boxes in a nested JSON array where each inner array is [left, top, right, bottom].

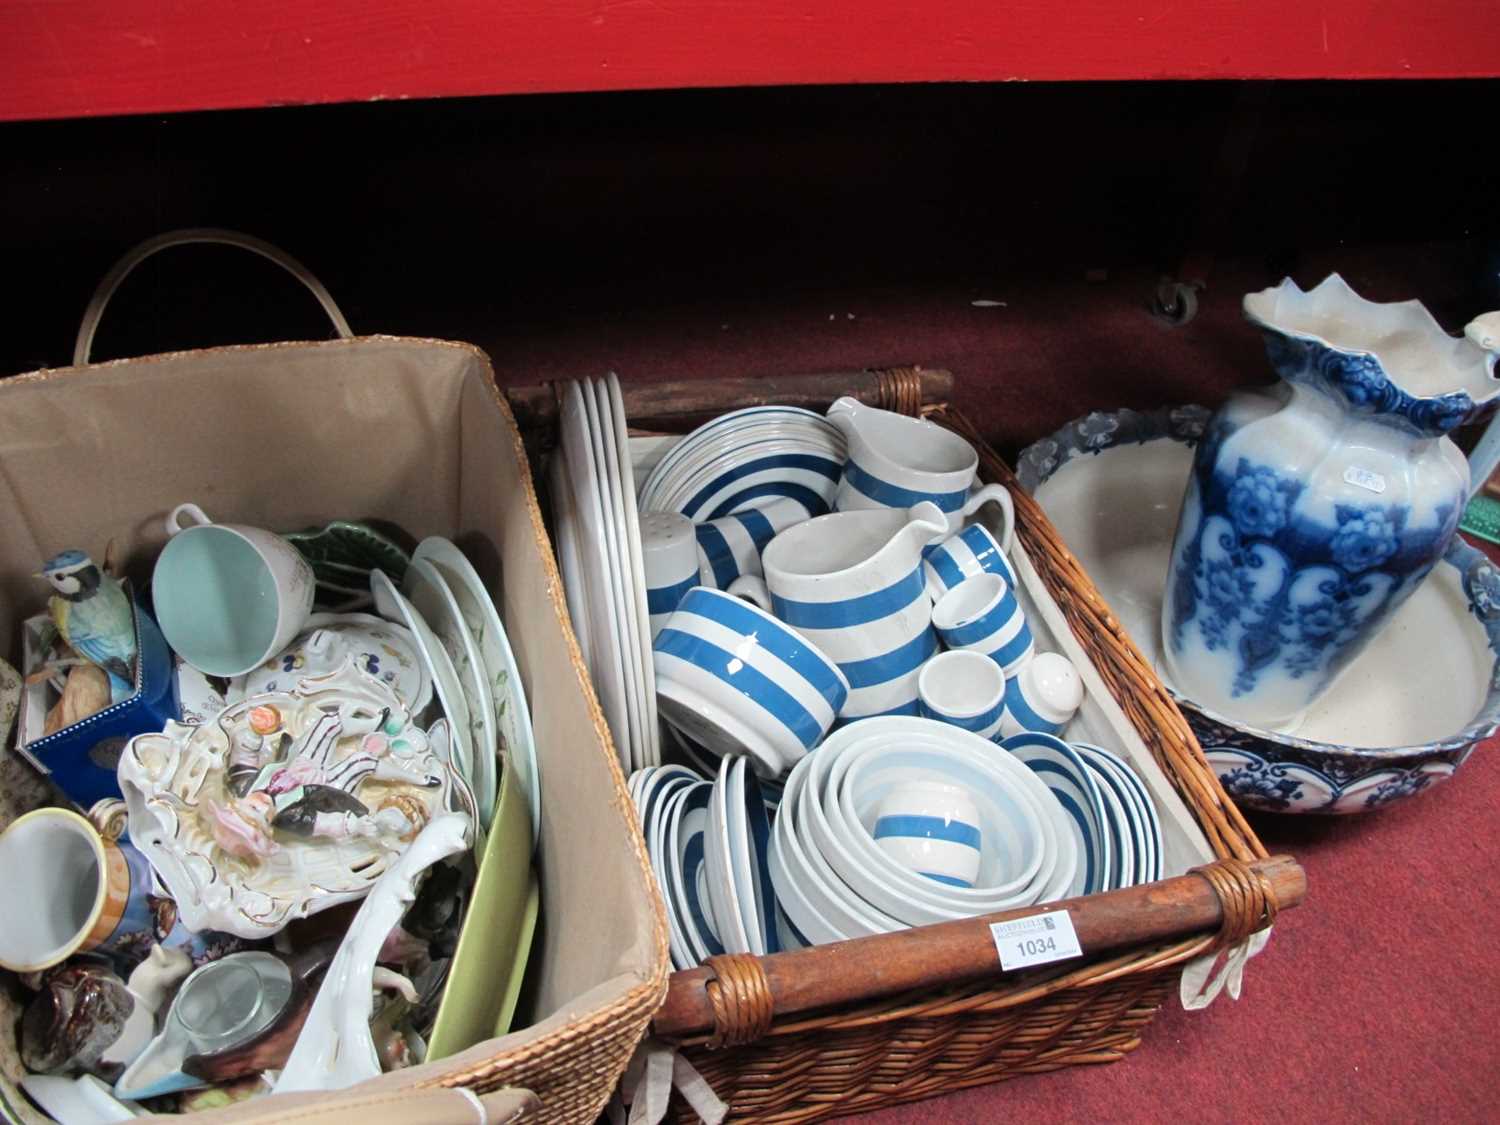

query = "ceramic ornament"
[[118, 661, 466, 940], [1164, 274, 1500, 727], [37, 550, 137, 704], [275, 813, 471, 1094]]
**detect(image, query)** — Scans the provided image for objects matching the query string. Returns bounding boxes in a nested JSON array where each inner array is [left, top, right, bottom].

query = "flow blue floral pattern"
[[1018, 406, 1500, 815], [1261, 331, 1479, 436], [1167, 321, 1466, 707]]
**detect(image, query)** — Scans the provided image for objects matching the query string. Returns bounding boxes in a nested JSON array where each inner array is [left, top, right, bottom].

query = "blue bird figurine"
[[37, 550, 137, 704]]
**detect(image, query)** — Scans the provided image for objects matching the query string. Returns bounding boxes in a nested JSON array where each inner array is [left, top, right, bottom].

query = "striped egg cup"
[[916, 649, 1007, 741], [930, 572, 1035, 675], [922, 522, 1017, 603]]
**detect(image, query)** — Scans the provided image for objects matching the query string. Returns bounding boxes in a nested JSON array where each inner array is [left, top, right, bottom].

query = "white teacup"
[[871, 779, 983, 888], [152, 503, 315, 678], [917, 651, 1007, 740]]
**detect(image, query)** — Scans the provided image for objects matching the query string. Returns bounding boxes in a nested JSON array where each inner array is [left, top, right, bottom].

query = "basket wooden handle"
[[506, 365, 950, 437], [652, 854, 1303, 1044]]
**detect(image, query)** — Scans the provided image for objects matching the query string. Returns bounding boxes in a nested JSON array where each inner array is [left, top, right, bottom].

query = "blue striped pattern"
[[920, 695, 1005, 734], [831, 698, 920, 728], [837, 626, 939, 689], [873, 814, 982, 849], [941, 585, 1021, 647], [1029, 761, 1097, 895], [843, 459, 968, 512], [922, 871, 975, 888], [957, 523, 1016, 583], [923, 543, 967, 592], [674, 590, 848, 708], [1003, 676, 1061, 735], [647, 575, 699, 615], [771, 565, 927, 630], [704, 482, 830, 521], [683, 453, 840, 517], [682, 833, 726, 956], [694, 522, 740, 588], [735, 507, 778, 551], [656, 628, 826, 748], [986, 626, 1034, 670]]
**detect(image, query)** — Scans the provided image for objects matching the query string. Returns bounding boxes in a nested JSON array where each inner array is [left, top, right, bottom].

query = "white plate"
[[606, 372, 661, 768], [640, 405, 843, 498], [652, 781, 696, 970], [371, 568, 475, 792], [705, 757, 753, 953], [722, 757, 765, 955], [667, 780, 724, 967], [590, 377, 648, 771], [1072, 746, 1141, 888], [1000, 732, 1111, 897], [403, 557, 498, 827], [549, 452, 594, 673], [638, 406, 846, 518], [230, 613, 432, 716], [413, 537, 542, 850], [560, 381, 631, 771], [1076, 743, 1164, 883]]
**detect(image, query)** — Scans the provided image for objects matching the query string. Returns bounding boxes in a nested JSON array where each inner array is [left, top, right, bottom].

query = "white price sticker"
[[990, 910, 1083, 971], [1343, 466, 1386, 494]]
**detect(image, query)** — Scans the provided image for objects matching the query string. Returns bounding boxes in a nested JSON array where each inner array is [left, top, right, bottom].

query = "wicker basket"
[[514, 367, 1303, 1125]]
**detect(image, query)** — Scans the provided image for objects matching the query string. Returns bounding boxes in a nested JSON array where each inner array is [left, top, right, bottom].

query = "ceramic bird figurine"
[[37, 550, 137, 704]]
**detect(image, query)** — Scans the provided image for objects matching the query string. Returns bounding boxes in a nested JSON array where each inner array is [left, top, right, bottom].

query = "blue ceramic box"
[[15, 586, 180, 807]]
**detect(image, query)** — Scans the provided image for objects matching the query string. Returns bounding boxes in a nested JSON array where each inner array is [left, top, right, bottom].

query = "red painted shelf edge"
[[2, 0, 1496, 122]]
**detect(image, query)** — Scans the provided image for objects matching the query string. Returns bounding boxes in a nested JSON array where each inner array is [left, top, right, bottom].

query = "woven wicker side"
[[926, 406, 1265, 864], [673, 971, 1173, 1125]]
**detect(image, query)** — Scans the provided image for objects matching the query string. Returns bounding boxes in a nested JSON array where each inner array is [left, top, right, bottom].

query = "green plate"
[[283, 520, 411, 609], [426, 758, 538, 1059]]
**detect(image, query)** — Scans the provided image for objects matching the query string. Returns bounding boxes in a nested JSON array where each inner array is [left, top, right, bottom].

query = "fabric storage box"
[[0, 277, 669, 1119], [515, 369, 1304, 1124]]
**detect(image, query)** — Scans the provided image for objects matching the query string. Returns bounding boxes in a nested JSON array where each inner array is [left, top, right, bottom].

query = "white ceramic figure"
[[118, 662, 464, 940], [275, 814, 470, 1094], [1163, 274, 1500, 726]]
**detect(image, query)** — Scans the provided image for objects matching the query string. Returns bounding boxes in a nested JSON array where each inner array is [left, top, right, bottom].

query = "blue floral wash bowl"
[[1018, 405, 1499, 814]]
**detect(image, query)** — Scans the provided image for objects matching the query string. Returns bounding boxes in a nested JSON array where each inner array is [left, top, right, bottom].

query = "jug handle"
[[1461, 311, 1500, 500], [727, 575, 773, 612], [960, 485, 1016, 552]]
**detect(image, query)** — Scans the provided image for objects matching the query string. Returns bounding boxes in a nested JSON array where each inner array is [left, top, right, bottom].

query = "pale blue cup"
[[152, 503, 315, 677]]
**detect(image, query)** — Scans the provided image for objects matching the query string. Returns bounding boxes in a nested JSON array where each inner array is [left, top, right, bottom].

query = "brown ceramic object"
[[20, 961, 135, 1076]]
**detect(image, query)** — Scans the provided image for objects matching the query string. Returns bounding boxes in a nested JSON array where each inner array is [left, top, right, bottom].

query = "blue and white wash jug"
[[1163, 274, 1500, 727]]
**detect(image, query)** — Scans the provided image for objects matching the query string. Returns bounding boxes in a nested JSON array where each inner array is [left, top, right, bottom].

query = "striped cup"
[[922, 522, 1018, 604], [694, 496, 810, 589], [872, 780, 983, 888], [930, 572, 1035, 674]]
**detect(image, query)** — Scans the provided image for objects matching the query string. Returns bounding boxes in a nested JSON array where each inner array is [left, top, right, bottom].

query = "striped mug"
[[694, 496, 811, 590], [923, 521, 1017, 604]]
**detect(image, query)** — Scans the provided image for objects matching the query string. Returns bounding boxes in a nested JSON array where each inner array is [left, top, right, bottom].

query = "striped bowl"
[[653, 587, 850, 777]]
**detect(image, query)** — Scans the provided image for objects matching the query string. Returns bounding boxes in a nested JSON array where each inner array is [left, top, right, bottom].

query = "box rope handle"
[[73, 226, 354, 366]]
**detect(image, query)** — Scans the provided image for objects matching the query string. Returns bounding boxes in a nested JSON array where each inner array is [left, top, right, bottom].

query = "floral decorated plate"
[[228, 613, 432, 717], [1018, 406, 1500, 813], [118, 662, 464, 939], [404, 559, 498, 827], [412, 538, 540, 848]]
